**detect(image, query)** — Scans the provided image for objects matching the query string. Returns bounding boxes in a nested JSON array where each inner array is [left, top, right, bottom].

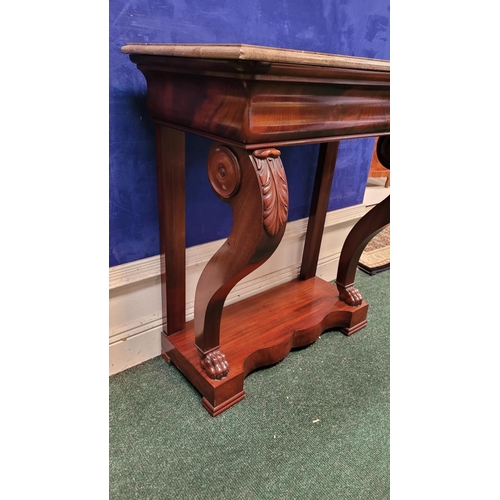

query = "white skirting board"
[[109, 204, 368, 375]]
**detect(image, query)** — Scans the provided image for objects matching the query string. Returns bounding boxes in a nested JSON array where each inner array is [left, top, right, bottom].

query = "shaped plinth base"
[[162, 277, 368, 416], [202, 391, 246, 417]]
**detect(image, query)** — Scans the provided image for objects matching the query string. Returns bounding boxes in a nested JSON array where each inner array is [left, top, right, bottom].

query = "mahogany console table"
[[122, 44, 390, 416]]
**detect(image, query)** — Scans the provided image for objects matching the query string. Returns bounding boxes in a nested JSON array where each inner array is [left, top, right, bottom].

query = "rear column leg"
[[300, 142, 340, 280], [154, 125, 186, 356]]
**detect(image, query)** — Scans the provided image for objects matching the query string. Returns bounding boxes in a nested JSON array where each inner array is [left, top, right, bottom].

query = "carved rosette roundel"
[[207, 146, 242, 199], [252, 148, 289, 237]]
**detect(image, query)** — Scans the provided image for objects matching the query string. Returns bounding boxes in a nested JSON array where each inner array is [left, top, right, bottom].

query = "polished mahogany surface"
[[124, 44, 389, 415], [164, 277, 368, 416], [122, 43, 389, 147]]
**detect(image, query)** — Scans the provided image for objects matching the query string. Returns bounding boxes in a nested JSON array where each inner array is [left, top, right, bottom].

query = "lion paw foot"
[[201, 350, 230, 380], [339, 284, 363, 306]]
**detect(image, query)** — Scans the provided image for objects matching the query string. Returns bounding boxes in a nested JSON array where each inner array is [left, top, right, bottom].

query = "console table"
[[121, 44, 390, 416]]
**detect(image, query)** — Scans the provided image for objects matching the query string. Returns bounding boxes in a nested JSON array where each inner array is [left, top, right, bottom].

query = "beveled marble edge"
[[121, 43, 389, 71]]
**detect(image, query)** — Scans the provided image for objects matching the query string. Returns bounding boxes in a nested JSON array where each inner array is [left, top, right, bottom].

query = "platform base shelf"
[[163, 277, 368, 416]]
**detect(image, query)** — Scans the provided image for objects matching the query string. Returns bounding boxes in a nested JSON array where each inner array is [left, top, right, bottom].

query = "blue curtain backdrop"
[[109, 0, 390, 267]]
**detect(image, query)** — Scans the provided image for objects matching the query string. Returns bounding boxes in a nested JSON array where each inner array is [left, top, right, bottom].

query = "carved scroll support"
[[337, 135, 390, 306], [194, 144, 289, 379]]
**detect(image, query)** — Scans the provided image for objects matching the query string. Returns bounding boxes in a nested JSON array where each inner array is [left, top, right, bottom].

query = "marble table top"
[[121, 43, 389, 72]]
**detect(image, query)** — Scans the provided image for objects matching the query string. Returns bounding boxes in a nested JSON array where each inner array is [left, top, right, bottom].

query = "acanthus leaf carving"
[[252, 149, 289, 237]]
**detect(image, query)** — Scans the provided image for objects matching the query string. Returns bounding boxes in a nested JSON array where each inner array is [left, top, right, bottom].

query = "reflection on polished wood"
[[123, 44, 390, 415]]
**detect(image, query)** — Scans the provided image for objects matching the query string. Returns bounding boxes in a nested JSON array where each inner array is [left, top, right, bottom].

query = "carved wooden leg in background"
[[336, 195, 390, 307], [337, 135, 390, 309], [194, 144, 289, 379], [155, 125, 186, 357]]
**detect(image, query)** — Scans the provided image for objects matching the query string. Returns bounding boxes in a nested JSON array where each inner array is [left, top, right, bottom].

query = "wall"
[[109, 0, 390, 267]]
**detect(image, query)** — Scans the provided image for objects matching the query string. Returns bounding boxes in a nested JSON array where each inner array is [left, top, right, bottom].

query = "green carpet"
[[110, 271, 390, 499]]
